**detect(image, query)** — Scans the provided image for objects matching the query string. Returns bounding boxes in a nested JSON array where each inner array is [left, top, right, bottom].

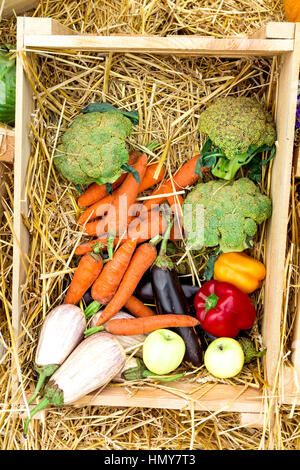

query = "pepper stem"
[[204, 293, 219, 312], [23, 397, 51, 437], [27, 364, 59, 405], [84, 326, 105, 337]]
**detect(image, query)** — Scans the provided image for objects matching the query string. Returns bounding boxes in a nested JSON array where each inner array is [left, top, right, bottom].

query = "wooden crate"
[[13, 17, 300, 426]]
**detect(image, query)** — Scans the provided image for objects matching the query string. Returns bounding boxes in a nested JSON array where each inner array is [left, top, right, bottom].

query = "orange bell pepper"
[[213, 252, 266, 294]]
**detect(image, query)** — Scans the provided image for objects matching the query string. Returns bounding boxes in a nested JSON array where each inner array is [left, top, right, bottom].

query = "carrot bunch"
[[65, 152, 209, 319]]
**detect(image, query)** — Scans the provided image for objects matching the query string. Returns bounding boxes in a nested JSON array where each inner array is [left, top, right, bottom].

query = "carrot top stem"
[[107, 235, 115, 259], [92, 242, 104, 254]]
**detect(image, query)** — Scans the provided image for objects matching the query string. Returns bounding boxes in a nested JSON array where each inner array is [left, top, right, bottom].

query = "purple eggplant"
[[150, 222, 203, 367]]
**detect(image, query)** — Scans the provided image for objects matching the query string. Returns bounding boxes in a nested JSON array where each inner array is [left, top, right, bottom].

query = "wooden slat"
[[263, 24, 300, 387], [282, 366, 300, 405], [12, 17, 33, 345], [23, 35, 294, 56], [239, 412, 265, 428], [1, 0, 38, 17], [12, 17, 75, 362], [22, 17, 77, 36], [250, 22, 295, 40], [25, 382, 264, 414]]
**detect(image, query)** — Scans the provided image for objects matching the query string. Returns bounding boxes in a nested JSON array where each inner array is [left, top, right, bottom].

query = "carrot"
[[77, 151, 140, 207], [104, 314, 199, 335], [64, 253, 103, 305], [79, 161, 167, 227], [125, 296, 155, 318], [78, 194, 113, 226], [90, 154, 148, 237], [138, 163, 165, 192], [91, 239, 137, 304], [74, 235, 120, 256], [143, 180, 173, 211], [143, 156, 210, 211], [127, 208, 167, 242], [95, 241, 158, 326], [76, 208, 167, 253], [77, 177, 123, 209], [83, 219, 108, 237]]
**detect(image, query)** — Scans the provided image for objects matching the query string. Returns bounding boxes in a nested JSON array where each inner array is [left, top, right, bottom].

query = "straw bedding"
[[0, 0, 299, 451]]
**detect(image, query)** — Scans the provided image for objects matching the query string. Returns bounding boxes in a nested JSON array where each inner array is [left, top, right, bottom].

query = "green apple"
[[142, 329, 185, 375], [204, 337, 244, 379]]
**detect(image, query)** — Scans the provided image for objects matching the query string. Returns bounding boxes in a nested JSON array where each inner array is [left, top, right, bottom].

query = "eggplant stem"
[[159, 219, 174, 257], [23, 397, 50, 437], [27, 364, 59, 405], [84, 300, 101, 318], [142, 371, 183, 382], [84, 326, 105, 337]]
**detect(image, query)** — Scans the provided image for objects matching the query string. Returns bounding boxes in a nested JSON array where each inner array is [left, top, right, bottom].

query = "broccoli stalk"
[[198, 97, 276, 180], [207, 143, 275, 181]]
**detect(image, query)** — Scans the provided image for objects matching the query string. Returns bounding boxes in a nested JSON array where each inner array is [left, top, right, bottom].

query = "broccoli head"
[[198, 97, 276, 180], [54, 110, 134, 185], [182, 177, 272, 252]]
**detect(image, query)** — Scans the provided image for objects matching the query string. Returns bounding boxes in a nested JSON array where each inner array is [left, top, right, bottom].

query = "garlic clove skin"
[[35, 304, 86, 367], [50, 332, 125, 404], [91, 310, 146, 357]]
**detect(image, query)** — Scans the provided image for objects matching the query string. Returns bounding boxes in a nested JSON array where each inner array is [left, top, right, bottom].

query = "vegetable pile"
[[25, 97, 274, 435]]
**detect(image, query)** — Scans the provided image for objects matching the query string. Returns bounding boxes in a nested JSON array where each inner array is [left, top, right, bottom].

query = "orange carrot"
[[74, 235, 120, 256], [143, 180, 173, 211], [77, 151, 140, 207], [90, 154, 148, 237], [83, 219, 107, 237], [125, 296, 155, 318], [91, 239, 137, 304], [127, 208, 167, 242], [104, 314, 199, 335], [79, 162, 166, 227], [64, 253, 103, 305], [95, 241, 158, 326], [78, 194, 113, 226], [77, 177, 124, 209], [138, 163, 165, 192], [144, 155, 210, 211], [75, 209, 166, 254]]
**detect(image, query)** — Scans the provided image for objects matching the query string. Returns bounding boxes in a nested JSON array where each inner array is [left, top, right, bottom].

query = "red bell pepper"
[[194, 280, 256, 338]]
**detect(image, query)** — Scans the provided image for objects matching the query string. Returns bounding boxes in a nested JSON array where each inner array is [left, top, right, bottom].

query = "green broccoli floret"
[[54, 109, 135, 186], [182, 177, 272, 252], [198, 97, 276, 180]]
